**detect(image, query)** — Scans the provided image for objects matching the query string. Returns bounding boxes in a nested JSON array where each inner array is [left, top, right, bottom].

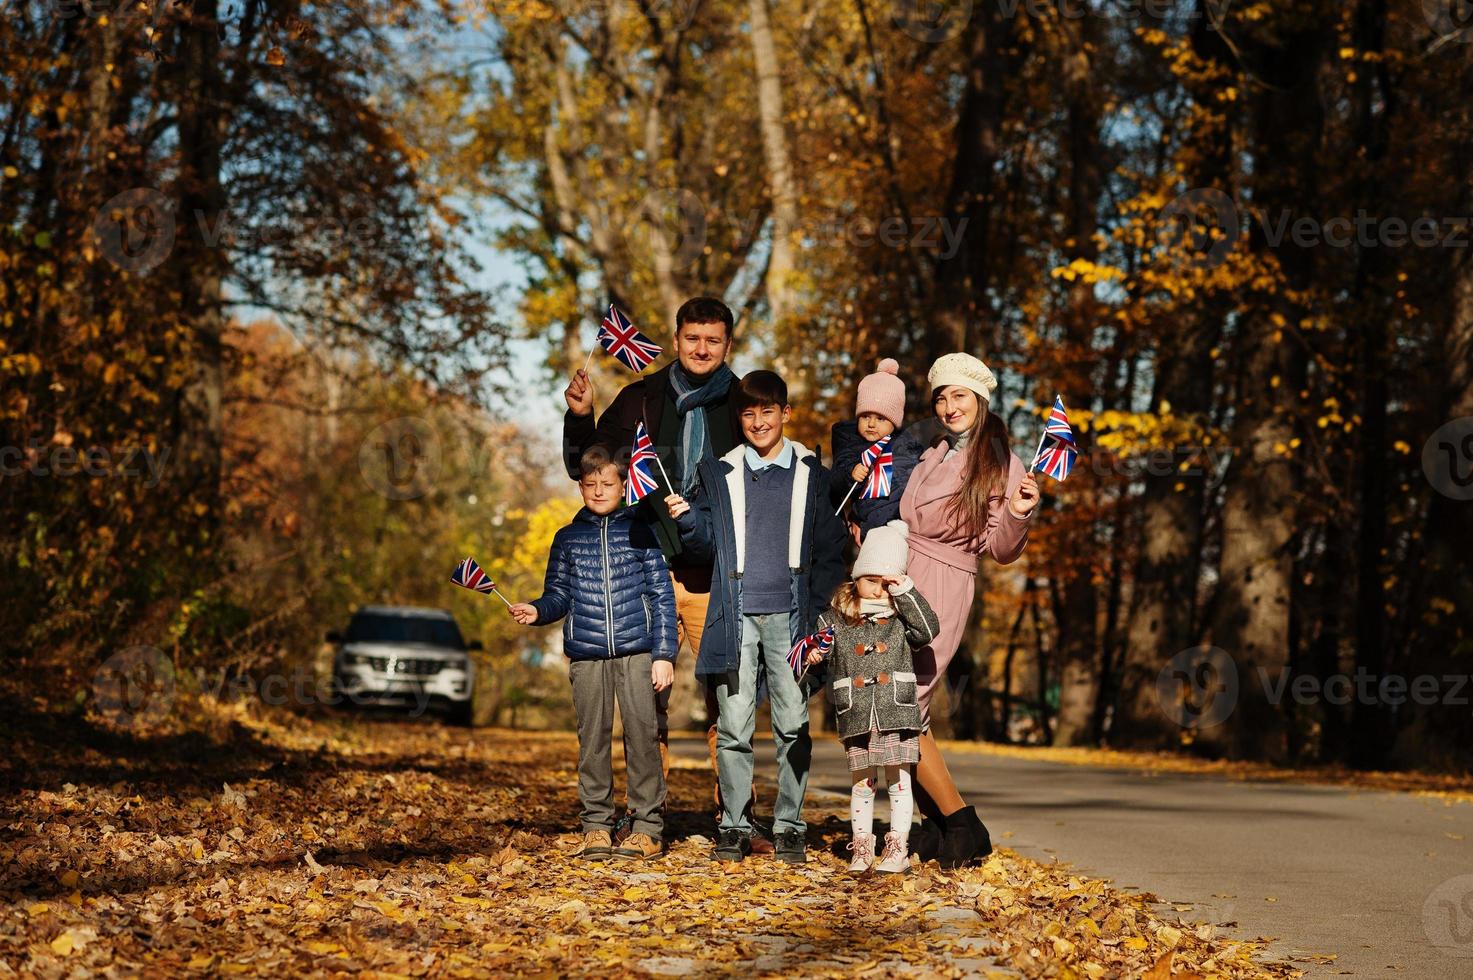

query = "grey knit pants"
[[569, 653, 666, 840]]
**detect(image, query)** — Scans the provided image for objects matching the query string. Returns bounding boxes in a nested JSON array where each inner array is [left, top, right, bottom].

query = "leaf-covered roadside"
[[1, 697, 1302, 977], [940, 739, 1473, 804]]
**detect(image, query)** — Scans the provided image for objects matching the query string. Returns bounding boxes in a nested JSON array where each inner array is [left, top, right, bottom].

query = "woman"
[[898, 352, 1040, 867]]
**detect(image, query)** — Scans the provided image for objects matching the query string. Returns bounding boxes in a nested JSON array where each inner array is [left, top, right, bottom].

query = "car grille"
[[367, 657, 447, 676]]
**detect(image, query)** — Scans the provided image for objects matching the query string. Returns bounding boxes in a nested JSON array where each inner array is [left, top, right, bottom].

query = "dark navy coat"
[[675, 442, 848, 680], [828, 420, 927, 536], [530, 507, 678, 662]]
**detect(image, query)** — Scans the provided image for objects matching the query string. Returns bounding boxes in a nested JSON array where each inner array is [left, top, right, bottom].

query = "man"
[[563, 296, 772, 851]]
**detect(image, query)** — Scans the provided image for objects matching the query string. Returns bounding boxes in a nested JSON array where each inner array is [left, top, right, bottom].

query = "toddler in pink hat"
[[828, 358, 928, 538]]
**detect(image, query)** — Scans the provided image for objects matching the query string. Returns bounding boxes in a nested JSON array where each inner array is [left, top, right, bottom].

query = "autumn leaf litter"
[[1, 699, 1300, 977]]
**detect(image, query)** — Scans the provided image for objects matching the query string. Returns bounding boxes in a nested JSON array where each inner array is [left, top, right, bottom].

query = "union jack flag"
[[450, 556, 497, 595], [859, 435, 894, 500], [1031, 395, 1078, 481], [788, 625, 836, 678], [626, 420, 663, 505], [596, 305, 663, 373]]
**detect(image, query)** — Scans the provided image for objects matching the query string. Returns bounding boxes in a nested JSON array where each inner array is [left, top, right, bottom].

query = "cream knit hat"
[[851, 520, 910, 580], [927, 352, 997, 406]]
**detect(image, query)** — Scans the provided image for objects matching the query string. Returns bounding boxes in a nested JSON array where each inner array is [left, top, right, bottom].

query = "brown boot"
[[747, 807, 775, 855], [579, 830, 612, 861], [613, 833, 663, 860]]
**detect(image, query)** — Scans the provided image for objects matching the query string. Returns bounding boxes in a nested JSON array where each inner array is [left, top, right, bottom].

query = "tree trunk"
[[1202, 14, 1328, 762], [174, 0, 226, 517], [747, 0, 800, 330], [1348, 0, 1396, 769], [928, 5, 1020, 359], [1050, 18, 1104, 747], [1112, 1, 1232, 747]]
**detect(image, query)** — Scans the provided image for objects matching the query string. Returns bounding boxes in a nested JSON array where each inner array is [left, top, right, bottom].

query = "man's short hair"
[[579, 446, 628, 481], [733, 370, 788, 414], [675, 296, 735, 340]]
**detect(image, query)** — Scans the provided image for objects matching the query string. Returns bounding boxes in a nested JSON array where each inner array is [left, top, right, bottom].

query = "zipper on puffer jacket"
[[601, 515, 614, 657]]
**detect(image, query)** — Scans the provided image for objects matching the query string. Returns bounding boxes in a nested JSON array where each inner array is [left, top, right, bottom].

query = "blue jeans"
[[714, 612, 811, 835]]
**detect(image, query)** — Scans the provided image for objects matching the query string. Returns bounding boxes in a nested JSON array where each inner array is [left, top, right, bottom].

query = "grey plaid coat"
[[815, 581, 940, 739]]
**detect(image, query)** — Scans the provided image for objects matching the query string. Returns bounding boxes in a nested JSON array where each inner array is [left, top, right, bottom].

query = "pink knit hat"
[[856, 358, 905, 429]]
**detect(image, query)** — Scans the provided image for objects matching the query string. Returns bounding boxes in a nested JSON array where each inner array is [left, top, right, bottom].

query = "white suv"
[[328, 606, 478, 725]]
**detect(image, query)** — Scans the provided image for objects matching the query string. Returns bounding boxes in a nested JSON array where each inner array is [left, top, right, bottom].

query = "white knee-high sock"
[[851, 775, 876, 841], [887, 767, 914, 838]]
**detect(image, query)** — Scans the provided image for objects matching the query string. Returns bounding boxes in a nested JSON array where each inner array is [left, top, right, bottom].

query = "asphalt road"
[[669, 735, 1473, 977]]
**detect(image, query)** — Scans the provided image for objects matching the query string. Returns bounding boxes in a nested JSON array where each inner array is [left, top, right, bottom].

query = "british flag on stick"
[[626, 420, 666, 505], [596, 305, 663, 373], [1029, 395, 1078, 482], [451, 556, 514, 608], [788, 625, 836, 678], [859, 436, 894, 500]]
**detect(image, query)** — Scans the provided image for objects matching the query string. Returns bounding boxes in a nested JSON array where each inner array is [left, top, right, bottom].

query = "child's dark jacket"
[[816, 581, 940, 738], [674, 442, 848, 678], [828, 421, 926, 534], [530, 506, 678, 662]]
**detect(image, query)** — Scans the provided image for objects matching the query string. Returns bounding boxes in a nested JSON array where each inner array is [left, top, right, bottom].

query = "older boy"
[[510, 447, 677, 861], [665, 371, 847, 863]]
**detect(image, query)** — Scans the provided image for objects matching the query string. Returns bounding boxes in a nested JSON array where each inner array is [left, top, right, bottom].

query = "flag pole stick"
[[654, 454, 675, 493], [834, 478, 862, 516], [1028, 429, 1048, 475], [581, 344, 595, 375], [488, 585, 516, 609], [1028, 394, 1057, 474]]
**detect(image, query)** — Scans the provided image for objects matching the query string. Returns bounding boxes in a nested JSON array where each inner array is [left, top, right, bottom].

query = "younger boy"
[[665, 371, 847, 863], [510, 447, 677, 861]]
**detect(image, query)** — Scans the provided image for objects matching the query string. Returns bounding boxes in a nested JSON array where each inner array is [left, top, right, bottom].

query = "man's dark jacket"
[[563, 362, 740, 564]]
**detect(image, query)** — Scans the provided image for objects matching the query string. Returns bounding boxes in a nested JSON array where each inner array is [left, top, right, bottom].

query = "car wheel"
[[447, 700, 474, 727]]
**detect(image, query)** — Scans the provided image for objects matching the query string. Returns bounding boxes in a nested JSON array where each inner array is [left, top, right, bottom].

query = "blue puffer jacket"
[[529, 507, 678, 662]]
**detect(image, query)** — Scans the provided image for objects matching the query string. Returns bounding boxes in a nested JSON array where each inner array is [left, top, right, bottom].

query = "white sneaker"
[[875, 830, 909, 873], [847, 833, 876, 873]]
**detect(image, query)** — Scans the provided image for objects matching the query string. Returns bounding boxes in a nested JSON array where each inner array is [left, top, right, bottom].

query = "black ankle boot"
[[909, 815, 945, 862], [936, 806, 992, 868]]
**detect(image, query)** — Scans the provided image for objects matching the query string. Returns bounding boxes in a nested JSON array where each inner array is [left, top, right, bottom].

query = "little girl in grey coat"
[[805, 520, 940, 873]]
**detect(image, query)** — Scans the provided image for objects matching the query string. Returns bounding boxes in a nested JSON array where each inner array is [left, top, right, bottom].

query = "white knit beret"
[[927, 352, 998, 406]]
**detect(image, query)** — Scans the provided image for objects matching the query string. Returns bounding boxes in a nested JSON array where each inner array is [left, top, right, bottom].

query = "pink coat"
[[899, 442, 1033, 726]]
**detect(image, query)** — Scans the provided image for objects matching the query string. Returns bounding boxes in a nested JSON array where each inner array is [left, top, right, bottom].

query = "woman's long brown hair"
[[932, 395, 1011, 540]]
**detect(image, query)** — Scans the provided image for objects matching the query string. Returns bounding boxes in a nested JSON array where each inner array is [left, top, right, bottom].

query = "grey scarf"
[[668, 362, 735, 493]]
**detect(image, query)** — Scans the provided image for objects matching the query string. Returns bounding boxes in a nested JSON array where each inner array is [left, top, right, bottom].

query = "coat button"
[[855, 643, 867, 656], [875, 642, 888, 654], [853, 675, 866, 688], [878, 672, 891, 685]]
